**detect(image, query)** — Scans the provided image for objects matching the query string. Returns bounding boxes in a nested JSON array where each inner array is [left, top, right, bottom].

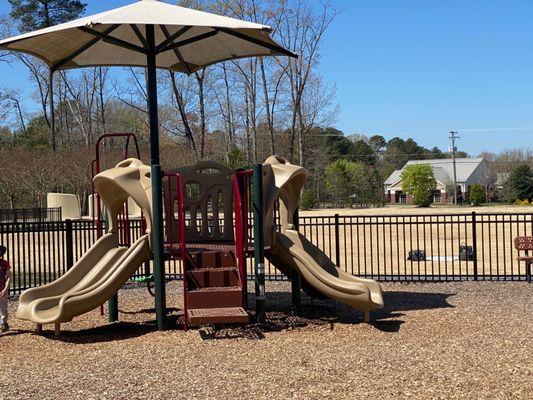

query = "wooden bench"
[[514, 237, 533, 283]]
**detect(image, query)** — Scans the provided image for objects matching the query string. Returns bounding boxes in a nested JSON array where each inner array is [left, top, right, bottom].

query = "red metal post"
[[177, 174, 188, 331]]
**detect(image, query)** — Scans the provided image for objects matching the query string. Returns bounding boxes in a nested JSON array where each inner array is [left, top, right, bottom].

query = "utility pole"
[[449, 131, 459, 205]]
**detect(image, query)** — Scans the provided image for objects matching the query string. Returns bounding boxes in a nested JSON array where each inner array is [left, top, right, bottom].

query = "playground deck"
[[1, 281, 531, 400]]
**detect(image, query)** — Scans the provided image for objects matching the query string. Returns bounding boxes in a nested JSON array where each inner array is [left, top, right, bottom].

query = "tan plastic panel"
[[263, 156, 384, 311], [16, 159, 153, 324], [165, 161, 235, 243], [47, 193, 81, 220]]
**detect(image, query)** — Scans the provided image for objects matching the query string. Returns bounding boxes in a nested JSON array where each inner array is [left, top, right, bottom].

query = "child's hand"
[[0, 290, 5, 298]]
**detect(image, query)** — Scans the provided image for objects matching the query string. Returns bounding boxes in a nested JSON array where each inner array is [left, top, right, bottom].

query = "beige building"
[[384, 157, 489, 204]]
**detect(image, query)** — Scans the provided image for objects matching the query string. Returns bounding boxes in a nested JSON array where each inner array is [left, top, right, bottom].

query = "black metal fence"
[[274, 212, 533, 282], [0, 207, 62, 223], [3, 211, 532, 295]]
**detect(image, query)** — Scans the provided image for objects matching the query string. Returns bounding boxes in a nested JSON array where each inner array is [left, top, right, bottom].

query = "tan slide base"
[[17, 159, 156, 327], [269, 230, 384, 312], [16, 234, 151, 324]]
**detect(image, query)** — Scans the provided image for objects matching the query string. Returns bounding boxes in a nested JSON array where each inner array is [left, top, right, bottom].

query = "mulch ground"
[[0, 281, 531, 400]]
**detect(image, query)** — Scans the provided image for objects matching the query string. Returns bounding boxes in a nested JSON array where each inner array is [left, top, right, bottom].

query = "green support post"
[[146, 24, 166, 331], [103, 208, 119, 323], [108, 294, 119, 323], [65, 219, 74, 271], [291, 209, 301, 314], [253, 164, 266, 324]]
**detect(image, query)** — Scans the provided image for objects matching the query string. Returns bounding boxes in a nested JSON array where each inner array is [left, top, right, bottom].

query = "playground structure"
[[16, 134, 384, 334]]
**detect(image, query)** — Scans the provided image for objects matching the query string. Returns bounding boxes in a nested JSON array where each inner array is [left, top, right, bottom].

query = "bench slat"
[[514, 236, 533, 251]]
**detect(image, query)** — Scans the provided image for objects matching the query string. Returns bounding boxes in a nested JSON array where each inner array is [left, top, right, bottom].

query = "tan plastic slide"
[[16, 159, 154, 324], [263, 156, 384, 312]]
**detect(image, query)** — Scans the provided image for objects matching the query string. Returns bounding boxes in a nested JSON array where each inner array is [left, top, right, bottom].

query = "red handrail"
[[94, 133, 140, 173], [177, 174, 187, 331], [233, 177, 244, 297], [163, 172, 188, 331], [165, 169, 249, 330], [234, 170, 252, 305]]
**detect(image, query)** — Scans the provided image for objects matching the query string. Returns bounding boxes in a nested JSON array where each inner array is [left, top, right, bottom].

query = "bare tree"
[[0, 148, 28, 208], [0, 87, 27, 136], [276, 0, 338, 165]]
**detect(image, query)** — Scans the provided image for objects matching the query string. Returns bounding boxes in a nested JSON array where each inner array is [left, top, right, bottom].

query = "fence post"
[[65, 219, 74, 270], [335, 214, 341, 268], [253, 164, 266, 324], [472, 211, 478, 281], [291, 209, 302, 315]]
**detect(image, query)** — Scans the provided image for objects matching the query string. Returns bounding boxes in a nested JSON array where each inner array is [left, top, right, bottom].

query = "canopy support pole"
[[49, 68, 56, 151], [253, 164, 266, 324], [146, 24, 166, 331], [291, 208, 301, 315]]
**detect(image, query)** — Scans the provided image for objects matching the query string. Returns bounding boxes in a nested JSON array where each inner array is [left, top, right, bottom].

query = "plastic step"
[[187, 307, 249, 325], [187, 286, 243, 309], [186, 250, 236, 270], [187, 268, 240, 289]]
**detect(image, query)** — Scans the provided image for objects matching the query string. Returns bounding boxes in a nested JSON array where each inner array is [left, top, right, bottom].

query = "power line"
[[312, 153, 532, 163], [458, 127, 533, 133]]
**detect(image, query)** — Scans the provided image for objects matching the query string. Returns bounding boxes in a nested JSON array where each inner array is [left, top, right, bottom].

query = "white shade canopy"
[[0, 0, 295, 73]]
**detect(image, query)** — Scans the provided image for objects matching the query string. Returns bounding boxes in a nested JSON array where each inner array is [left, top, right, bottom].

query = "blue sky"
[[1, 0, 532, 155]]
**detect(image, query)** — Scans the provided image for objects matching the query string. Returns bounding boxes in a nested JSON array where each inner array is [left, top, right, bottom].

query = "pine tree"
[[9, 0, 86, 32], [506, 164, 533, 202], [8, 0, 86, 151]]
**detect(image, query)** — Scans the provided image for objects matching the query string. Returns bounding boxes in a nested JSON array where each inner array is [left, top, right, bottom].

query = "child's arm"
[[0, 268, 10, 298]]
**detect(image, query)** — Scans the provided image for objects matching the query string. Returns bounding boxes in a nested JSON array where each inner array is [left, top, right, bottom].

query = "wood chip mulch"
[[0, 281, 531, 400]]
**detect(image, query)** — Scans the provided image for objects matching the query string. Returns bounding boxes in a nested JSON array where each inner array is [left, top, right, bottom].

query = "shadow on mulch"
[[14, 290, 456, 342], [0, 329, 30, 338], [197, 311, 310, 341], [44, 322, 155, 344], [199, 326, 266, 340], [382, 291, 456, 312], [120, 307, 181, 315], [240, 289, 456, 335]]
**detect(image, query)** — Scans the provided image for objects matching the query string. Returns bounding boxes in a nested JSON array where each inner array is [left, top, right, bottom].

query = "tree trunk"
[[98, 68, 107, 134], [244, 85, 252, 163], [170, 71, 198, 156], [195, 70, 207, 159], [259, 58, 275, 155]]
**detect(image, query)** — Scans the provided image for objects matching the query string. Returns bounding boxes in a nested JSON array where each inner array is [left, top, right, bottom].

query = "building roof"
[[385, 157, 485, 188], [431, 167, 451, 185], [404, 158, 484, 183], [384, 170, 402, 185]]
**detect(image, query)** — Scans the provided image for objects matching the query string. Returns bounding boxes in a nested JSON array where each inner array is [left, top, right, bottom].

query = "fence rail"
[[3, 211, 532, 295]]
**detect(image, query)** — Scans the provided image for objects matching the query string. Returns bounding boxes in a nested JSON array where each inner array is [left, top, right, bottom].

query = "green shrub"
[[224, 147, 248, 170], [513, 198, 531, 206], [469, 184, 486, 206], [401, 164, 436, 207], [300, 189, 316, 210]]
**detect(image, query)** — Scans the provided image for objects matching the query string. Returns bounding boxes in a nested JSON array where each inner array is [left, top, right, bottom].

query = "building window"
[[434, 192, 442, 204]]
